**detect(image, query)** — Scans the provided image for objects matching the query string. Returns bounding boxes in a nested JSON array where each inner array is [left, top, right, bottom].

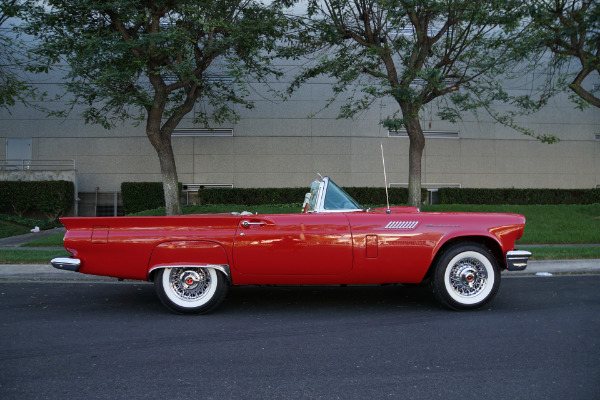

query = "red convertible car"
[[52, 176, 531, 314]]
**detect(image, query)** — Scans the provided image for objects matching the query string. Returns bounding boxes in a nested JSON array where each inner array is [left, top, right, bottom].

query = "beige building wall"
[[1, 69, 599, 203]]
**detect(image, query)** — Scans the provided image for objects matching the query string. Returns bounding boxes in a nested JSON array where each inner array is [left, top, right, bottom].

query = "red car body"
[[52, 177, 531, 313], [60, 208, 524, 284]]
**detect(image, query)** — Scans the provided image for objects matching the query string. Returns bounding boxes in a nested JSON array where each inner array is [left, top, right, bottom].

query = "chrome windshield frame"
[[309, 177, 364, 213]]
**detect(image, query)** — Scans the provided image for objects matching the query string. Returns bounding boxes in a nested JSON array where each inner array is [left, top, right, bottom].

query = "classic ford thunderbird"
[[51, 176, 531, 314]]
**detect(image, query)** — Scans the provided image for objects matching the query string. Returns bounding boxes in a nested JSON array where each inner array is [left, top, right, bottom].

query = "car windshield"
[[323, 179, 363, 211]]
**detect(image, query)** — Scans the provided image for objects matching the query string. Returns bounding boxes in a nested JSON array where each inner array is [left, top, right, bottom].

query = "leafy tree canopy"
[[23, 0, 294, 215], [292, 0, 557, 142], [527, 0, 600, 109], [0, 0, 43, 109], [287, 0, 557, 206], [24, 0, 293, 128]]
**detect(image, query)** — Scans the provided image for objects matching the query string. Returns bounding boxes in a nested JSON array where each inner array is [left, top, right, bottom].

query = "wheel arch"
[[425, 236, 504, 280], [146, 240, 232, 284]]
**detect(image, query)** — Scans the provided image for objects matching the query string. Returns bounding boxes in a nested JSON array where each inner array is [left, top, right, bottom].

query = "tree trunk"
[[401, 105, 425, 208], [146, 127, 182, 216], [154, 137, 182, 216]]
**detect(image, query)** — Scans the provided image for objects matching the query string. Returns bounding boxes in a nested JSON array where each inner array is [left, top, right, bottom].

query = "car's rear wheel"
[[431, 243, 500, 310], [154, 267, 228, 314]]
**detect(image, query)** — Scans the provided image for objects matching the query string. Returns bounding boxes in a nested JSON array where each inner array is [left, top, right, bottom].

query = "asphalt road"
[[1, 276, 599, 400]]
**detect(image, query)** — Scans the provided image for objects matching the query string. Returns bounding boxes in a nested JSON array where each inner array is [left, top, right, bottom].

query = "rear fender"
[[147, 241, 231, 283]]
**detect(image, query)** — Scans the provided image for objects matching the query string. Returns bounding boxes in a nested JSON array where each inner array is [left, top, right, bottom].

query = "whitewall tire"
[[154, 267, 228, 314], [432, 243, 500, 310]]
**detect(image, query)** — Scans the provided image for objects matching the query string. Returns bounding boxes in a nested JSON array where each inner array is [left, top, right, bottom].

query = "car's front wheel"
[[154, 267, 228, 314], [431, 243, 500, 310]]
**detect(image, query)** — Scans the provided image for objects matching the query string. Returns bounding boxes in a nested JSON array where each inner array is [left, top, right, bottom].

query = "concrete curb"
[[0, 259, 598, 282], [503, 259, 600, 276], [0, 264, 120, 281]]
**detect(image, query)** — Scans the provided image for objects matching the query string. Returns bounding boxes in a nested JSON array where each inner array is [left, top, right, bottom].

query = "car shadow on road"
[[219, 284, 440, 314], [53, 282, 442, 316]]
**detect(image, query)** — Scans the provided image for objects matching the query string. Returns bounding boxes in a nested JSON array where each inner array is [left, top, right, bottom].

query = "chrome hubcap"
[[449, 258, 488, 297], [169, 268, 211, 301]]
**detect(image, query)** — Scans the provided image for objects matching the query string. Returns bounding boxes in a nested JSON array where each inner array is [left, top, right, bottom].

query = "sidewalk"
[[0, 259, 598, 282]]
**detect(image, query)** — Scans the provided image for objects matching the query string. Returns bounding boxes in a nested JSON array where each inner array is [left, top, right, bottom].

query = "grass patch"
[[0, 220, 31, 239], [521, 246, 600, 260], [0, 249, 70, 264], [21, 233, 65, 247], [421, 204, 600, 244]]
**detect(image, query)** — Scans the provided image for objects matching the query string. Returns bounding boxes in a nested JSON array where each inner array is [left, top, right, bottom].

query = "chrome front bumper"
[[506, 250, 532, 271], [51, 257, 81, 272]]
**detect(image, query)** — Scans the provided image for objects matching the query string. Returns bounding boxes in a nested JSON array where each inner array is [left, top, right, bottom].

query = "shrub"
[[0, 181, 74, 220], [197, 186, 427, 206], [197, 187, 307, 206], [121, 182, 182, 214], [0, 214, 57, 230], [438, 188, 600, 205]]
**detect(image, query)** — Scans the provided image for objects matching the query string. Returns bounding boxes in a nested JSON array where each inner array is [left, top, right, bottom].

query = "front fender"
[[147, 241, 231, 282]]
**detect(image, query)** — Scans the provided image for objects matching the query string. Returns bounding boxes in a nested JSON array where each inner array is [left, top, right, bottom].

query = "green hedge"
[[121, 182, 182, 215], [197, 187, 307, 206], [197, 186, 427, 206], [438, 188, 600, 205], [0, 181, 74, 221], [0, 214, 57, 230], [343, 187, 427, 206]]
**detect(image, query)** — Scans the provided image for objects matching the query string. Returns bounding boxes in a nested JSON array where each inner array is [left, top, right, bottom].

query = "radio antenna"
[[380, 142, 391, 214]]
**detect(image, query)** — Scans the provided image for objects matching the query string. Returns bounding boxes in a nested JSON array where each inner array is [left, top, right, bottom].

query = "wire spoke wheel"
[[154, 267, 228, 314], [432, 243, 500, 310], [169, 268, 213, 302], [448, 257, 488, 298]]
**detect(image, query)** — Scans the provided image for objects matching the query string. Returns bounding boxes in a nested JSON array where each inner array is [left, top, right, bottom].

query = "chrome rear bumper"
[[506, 250, 532, 271], [51, 257, 81, 272]]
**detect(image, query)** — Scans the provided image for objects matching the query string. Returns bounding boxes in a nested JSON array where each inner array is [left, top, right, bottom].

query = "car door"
[[345, 212, 440, 283], [232, 213, 353, 275]]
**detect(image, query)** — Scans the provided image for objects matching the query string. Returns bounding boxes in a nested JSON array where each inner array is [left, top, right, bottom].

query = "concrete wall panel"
[[193, 136, 234, 155], [272, 118, 312, 137], [1, 67, 598, 197]]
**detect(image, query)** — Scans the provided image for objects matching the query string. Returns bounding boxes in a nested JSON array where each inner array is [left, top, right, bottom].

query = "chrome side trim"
[[506, 250, 532, 271], [51, 257, 81, 272], [148, 264, 231, 284]]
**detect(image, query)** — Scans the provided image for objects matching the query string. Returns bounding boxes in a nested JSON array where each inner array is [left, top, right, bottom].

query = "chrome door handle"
[[242, 220, 266, 228]]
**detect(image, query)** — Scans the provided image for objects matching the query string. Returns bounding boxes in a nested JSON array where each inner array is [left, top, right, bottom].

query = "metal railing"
[[0, 159, 76, 171]]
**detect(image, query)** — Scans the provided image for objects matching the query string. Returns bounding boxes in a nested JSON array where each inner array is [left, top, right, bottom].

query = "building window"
[[173, 128, 233, 136], [388, 130, 459, 139], [162, 71, 233, 84], [205, 73, 234, 83], [409, 78, 458, 88], [183, 183, 233, 191]]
